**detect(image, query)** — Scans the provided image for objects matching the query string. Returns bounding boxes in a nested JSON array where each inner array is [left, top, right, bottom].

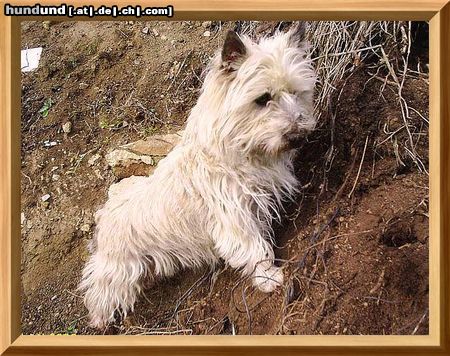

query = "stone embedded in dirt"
[[122, 131, 182, 156], [106, 150, 154, 177], [152, 28, 159, 37], [80, 223, 91, 233], [142, 26, 149, 34], [62, 121, 72, 134], [79, 83, 89, 90], [93, 169, 104, 181], [21, 212, 26, 226], [43, 140, 58, 148], [88, 153, 101, 166], [203, 31, 211, 37], [202, 21, 212, 28], [167, 61, 181, 80], [41, 194, 51, 202], [106, 131, 183, 179], [51, 174, 60, 182]]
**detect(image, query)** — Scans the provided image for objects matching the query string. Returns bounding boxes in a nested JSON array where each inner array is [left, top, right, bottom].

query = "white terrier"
[[79, 23, 317, 328]]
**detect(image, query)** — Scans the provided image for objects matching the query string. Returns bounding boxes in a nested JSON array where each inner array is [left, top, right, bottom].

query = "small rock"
[[80, 223, 91, 233], [106, 150, 154, 170], [51, 174, 60, 182], [79, 82, 89, 90], [43, 140, 58, 148], [203, 31, 211, 37], [106, 131, 183, 179], [51, 295, 57, 301], [152, 28, 159, 37], [121, 132, 183, 156], [21, 212, 26, 226], [141, 26, 149, 34], [88, 153, 101, 166], [202, 21, 212, 28], [160, 35, 167, 41], [41, 194, 51, 202], [62, 121, 72, 134], [94, 169, 104, 181]]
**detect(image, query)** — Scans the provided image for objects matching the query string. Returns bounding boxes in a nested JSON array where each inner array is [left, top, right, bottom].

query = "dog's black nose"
[[285, 132, 305, 148]]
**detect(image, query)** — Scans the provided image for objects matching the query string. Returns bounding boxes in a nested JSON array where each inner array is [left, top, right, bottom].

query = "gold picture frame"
[[1, 0, 449, 354]]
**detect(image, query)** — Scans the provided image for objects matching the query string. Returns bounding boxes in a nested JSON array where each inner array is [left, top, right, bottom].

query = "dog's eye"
[[255, 93, 272, 106]]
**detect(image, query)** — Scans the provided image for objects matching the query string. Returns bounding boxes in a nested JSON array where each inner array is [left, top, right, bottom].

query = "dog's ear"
[[288, 22, 307, 45], [221, 31, 247, 71]]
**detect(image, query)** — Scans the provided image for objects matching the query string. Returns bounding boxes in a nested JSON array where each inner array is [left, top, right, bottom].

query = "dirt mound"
[[21, 21, 428, 335]]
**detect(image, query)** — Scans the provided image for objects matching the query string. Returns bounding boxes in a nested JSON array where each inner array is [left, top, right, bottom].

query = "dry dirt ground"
[[21, 21, 429, 335]]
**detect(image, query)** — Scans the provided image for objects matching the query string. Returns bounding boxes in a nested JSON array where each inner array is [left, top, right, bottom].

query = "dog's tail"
[[79, 203, 151, 329], [78, 247, 149, 328]]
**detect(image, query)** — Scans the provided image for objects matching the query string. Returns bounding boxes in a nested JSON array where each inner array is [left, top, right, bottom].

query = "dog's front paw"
[[252, 263, 284, 293]]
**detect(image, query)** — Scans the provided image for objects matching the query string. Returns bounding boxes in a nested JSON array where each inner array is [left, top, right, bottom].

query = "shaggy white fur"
[[79, 24, 317, 328]]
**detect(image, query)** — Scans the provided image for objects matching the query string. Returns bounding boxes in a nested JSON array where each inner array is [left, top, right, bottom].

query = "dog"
[[79, 23, 317, 328]]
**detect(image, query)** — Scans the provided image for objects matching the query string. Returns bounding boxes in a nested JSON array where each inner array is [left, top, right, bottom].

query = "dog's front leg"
[[212, 221, 283, 293]]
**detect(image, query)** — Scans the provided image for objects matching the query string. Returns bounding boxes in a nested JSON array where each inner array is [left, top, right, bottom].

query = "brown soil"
[[21, 21, 429, 335]]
